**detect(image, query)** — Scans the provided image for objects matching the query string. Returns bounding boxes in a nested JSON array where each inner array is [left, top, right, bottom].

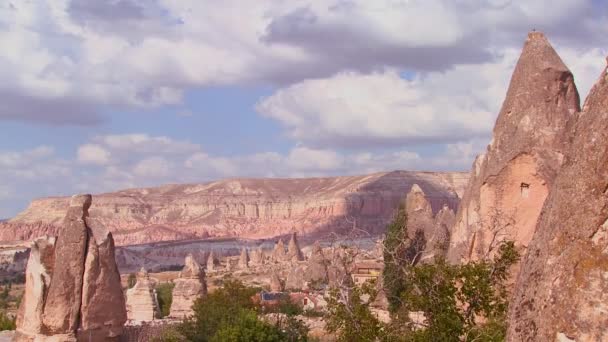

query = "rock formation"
[[4, 171, 467, 246], [249, 247, 264, 265], [306, 241, 329, 284], [269, 271, 283, 292], [170, 254, 207, 319], [507, 58, 608, 341], [271, 239, 287, 263], [287, 232, 304, 262], [15, 237, 56, 337], [126, 268, 160, 322], [206, 251, 218, 271], [15, 194, 127, 341], [285, 264, 307, 290], [238, 248, 249, 269], [447, 32, 580, 263]]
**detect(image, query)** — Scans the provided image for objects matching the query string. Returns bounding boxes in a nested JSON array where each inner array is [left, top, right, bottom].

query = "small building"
[[351, 261, 383, 286]]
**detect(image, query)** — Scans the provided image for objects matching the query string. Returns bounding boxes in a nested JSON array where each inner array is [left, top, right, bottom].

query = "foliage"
[[387, 242, 520, 342], [382, 204, 410, 312], [156, 282, 175, 318], [210, 309, 285, 342], [0, 311, 15, 331], [176, 279, 308, 342], [325, 281, 384, 342], [127, 273, 137, 289]]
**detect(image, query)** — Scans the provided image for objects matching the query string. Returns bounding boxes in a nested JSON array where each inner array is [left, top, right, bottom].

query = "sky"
[[0, 0, 607, 218]]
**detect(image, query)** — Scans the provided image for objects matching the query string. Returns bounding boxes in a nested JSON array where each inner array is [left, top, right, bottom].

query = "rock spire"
[[447, 31, 580, 263], [170, 254, 207, 319], [507, 57, 608, 341], [287, 232, 304, 262], [126, 268, 160, 322], [15, 194, 127, 341]]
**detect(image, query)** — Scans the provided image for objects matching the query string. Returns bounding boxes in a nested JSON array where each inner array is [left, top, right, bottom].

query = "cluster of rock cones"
[[15, 194, 126, 341]]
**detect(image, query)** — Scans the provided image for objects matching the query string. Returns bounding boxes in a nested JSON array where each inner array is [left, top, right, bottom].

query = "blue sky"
[[0, 0, 607, 217]]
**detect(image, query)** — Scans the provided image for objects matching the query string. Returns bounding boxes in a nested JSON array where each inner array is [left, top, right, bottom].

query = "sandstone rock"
[[206, 251, 218, 271], [269, 271, 283, 292], [271, 239, 287, 263], [507, 58, 608, 341], [5, 171, 467, 246], [16, 194, 127, 341], [287, 233, 304, 262], [249, 247, 264, 265], [238, 248, 249, 269], [306, 241, 328, 284], [422, 205, 456, 262], [126, 268, 160, 322], [404, 184, 435, 254], [79, 218, 127, 340], [448, 32, 580, 263], [15, 237, 56, 337], [42, 194, 91, 335], [285, 264, 307, 290], [170, 254, 207, 319]]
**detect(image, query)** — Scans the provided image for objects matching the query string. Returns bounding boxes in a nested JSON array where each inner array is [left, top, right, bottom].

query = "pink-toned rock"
[[507, 58, 608, 341], [15, 237, 56, 338], [287, 233, 304, 262], [238, 248, 249, 269], [126, 268, 159, 322], [249, 247, 264, 265], [79, 218, 127, 340], [15, 195, 127, 342], [271, 239, 287, 263], [269, 271, 283, 292], [170, 254, 207, 319], [42, 194, 91, 335], [448, 32, 580, 263], [206, 251, 218, 271], [5, 171, 467, 246]]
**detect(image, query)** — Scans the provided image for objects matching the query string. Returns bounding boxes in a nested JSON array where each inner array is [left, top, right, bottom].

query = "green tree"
[[177, 279, 308, 342], [382, 203, 409, 312], [156, 282, 175, 318], [325, 281, 383, 342]]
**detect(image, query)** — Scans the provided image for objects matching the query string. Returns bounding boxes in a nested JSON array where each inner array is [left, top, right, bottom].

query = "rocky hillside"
[[1, 171, 468, 246]]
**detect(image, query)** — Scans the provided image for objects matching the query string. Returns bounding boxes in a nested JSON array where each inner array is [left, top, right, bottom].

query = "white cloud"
[[77, 144, 110, 165], [1, 0, 605, 124], [133, 157, 171, 179]]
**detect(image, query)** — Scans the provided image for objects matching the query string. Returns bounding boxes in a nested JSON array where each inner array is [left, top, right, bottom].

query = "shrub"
[[156, 282, 175, 318]]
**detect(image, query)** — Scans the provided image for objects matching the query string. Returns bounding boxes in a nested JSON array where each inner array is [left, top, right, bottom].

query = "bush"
[[0, 312, 15, 331], [177, 279, 308, 342], [156, 282, 175, 318]]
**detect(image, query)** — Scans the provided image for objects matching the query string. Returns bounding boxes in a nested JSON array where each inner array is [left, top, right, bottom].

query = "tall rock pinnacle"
[[287, 232, 304, 262], [16, 194, 126, 341], [170, 254, 207, 319], [447, 31, 580, 263], [507, 59, 608, 341]]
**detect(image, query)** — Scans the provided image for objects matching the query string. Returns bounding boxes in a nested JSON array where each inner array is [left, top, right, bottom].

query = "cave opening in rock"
[[520, 182, 530, 198]]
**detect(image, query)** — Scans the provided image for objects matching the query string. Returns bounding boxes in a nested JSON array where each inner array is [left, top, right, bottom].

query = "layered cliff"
[[2, 171, 468, 246], [447, 32, 580, 262]]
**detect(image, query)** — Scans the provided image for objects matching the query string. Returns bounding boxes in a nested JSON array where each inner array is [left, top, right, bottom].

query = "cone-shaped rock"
[[170, 254, 207, 318], [269, 271, 283, 292], [507, 60, 608, 341], [126, 268, 160, 322], [405, 184, 435, 238], [206, 251, 217, 271], [15, 237, 56, 338], [287, 232, 304, 262], [42, 194, 91, 334], [271, 239, 287, 263], [421, 205, 456, 262], [306, 241, 328, 284], [447, 32, 580, 263], [238, 248, 249, 269], [79, 217, 127, 340], [250, 247, 264, 265]]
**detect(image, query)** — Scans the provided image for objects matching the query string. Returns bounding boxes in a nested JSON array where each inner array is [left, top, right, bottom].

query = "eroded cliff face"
[[447, 32, 580, 263], [507, 60, 608, 342], [4, 171, 467, 246]]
